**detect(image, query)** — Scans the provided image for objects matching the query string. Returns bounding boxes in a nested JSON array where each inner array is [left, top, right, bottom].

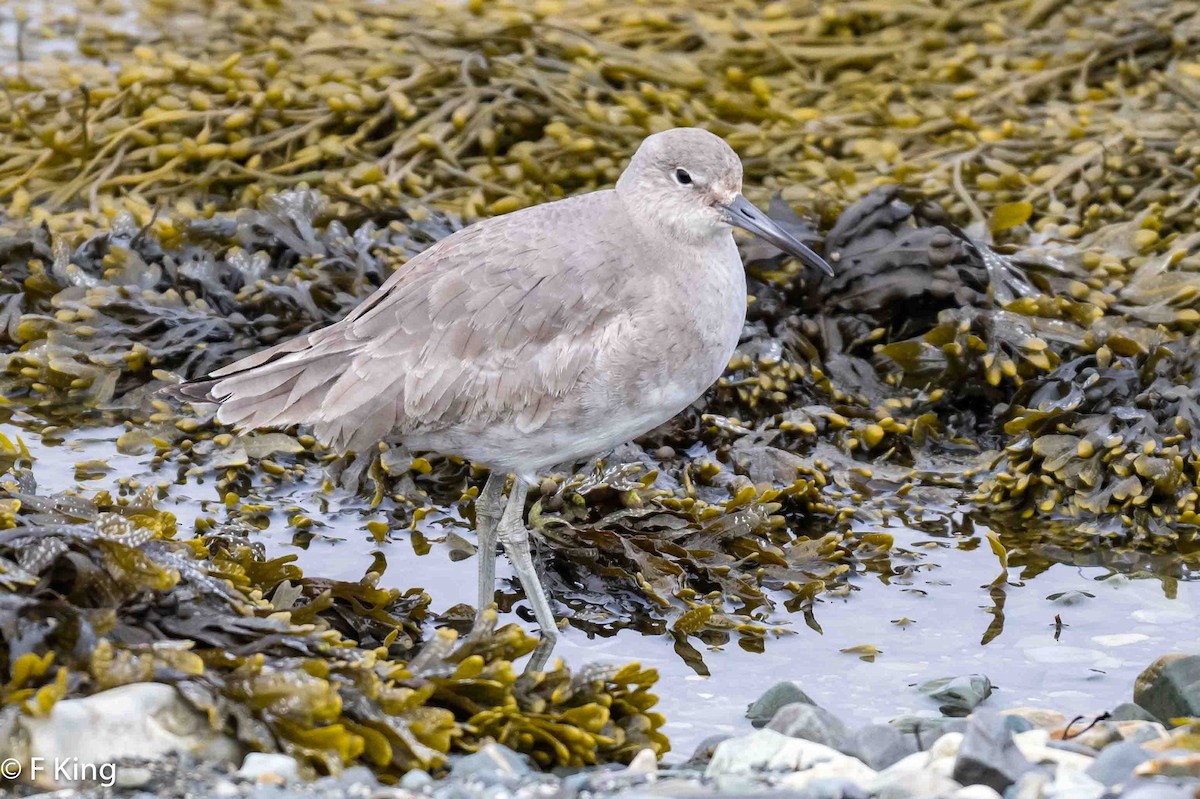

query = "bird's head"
[[616, 127, 832, 276]]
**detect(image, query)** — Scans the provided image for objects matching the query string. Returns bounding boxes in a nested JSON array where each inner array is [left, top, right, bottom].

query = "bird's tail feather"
[[160, 334, 352, 438]]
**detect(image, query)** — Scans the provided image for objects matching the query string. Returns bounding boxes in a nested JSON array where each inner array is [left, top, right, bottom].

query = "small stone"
[[951, 711, 1034, 793], [1111, 702, 1159, 722], [113, 766, 153, 789], [767, 702, 852, 750], [400, 769, 434, 790], [653, 446, 676, 459], [684, 734, 731, 768], [746, 681, 817, 728], [625, 748, 658, 776], [1086, 741, 1153, 787], [870, 752, 962, 799], [890, 714, 968, 745], [843, 724, 918, 770], [237, 752, 301, 785], [918, 675, 993, 717], [451, 743, 530, 782], [1114, 720, 1168, 744], [1133, 654, 1200, 723], [1000, 707, 1068, 731]]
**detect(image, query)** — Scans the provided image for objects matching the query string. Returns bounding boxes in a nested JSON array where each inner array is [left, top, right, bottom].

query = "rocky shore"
[[9, 653, 1200, 799]]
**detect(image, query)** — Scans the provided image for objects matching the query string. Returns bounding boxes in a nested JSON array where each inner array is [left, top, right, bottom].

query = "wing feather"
[[175, 191, 633, 453]]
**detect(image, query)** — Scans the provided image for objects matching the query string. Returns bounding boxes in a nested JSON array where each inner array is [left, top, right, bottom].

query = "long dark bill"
[[722, 194, 834, 276]]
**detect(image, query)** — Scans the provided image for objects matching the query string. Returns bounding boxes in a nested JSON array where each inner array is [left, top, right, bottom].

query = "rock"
[[113, 766, 153, 789], [1011, 729, 1094, 772], [767, 702, 852, 750], [890, 714, 968, 745], [450, 743, 530, 782], [625, 748, 658, 776], [746, 681, 817, 728], [951, 711, 1034, 793], [918, 675, 993, 717], [11, 683, 240, 788], [684, 734, 731, 768], [237, 753, 302, 785], [1062, 720, 1122, 750], [1001, 715, 1035, 735], [1000, 708, 1068, 732], [1134, 751, 1200, 778], [1111, 702, 1159, 722], [706, 728, 872, 778], [869, 751, 961, 799], [843, 724, 918, 770], [779, 754, 877, 792], [1086, 741, 1152, 787], [1133, 654, 1200, 723], [1115, 720, 1169, 745], [400, 769, 434, 790]]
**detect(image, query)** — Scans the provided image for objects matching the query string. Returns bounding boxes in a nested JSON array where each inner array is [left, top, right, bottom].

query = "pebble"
[[746, 681, 818, 728], [1111, 702, 1160, 722], [766, 701, 852, 750], [1086, 740, 1153, 787], [843, 724, 918, 770], [951, 711, 1034, 793], [237, 753, 302, 785]]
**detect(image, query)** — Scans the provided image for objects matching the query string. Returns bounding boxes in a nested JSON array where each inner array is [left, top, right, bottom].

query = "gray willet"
[[167, 127, 832, 667]]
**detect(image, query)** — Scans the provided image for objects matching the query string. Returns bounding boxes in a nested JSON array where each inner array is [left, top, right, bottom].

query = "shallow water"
[[14, 422, 1200, 758]]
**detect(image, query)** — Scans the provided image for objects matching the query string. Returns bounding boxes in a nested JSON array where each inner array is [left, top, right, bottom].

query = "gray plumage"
[[168, 127, 831, 665]]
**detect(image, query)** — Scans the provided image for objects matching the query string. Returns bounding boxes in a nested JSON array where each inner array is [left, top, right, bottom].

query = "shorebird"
[[168, 127, 832, 665]]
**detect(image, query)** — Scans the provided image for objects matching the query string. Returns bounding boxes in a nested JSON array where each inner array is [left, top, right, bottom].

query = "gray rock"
[[1085, 741, 1152, 788], [891, 714, 968, 746], [918, 675, 993, 717], [450, 743, 530, 782], [1133, 654, 1200, 723], [684, 734, 731, 768], [1111, 702, 1159, 722], [951, 711, 1034, 793], [747, 681, 818, 728], [844, 724, 918, 770], [1000, 716, 1034, 735], [768, 702, 852, 750]]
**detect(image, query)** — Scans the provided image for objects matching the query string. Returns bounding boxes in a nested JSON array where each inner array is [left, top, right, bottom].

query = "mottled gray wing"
[[191, 194, 628, 453]]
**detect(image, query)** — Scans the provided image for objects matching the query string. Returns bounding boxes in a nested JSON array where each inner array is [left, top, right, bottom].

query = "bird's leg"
[[475, 472, 506, 615], [496, 477, 559, 669]]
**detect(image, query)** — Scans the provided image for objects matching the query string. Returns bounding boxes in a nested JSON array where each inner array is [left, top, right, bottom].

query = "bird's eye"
[[674, 168, 693, 186]]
